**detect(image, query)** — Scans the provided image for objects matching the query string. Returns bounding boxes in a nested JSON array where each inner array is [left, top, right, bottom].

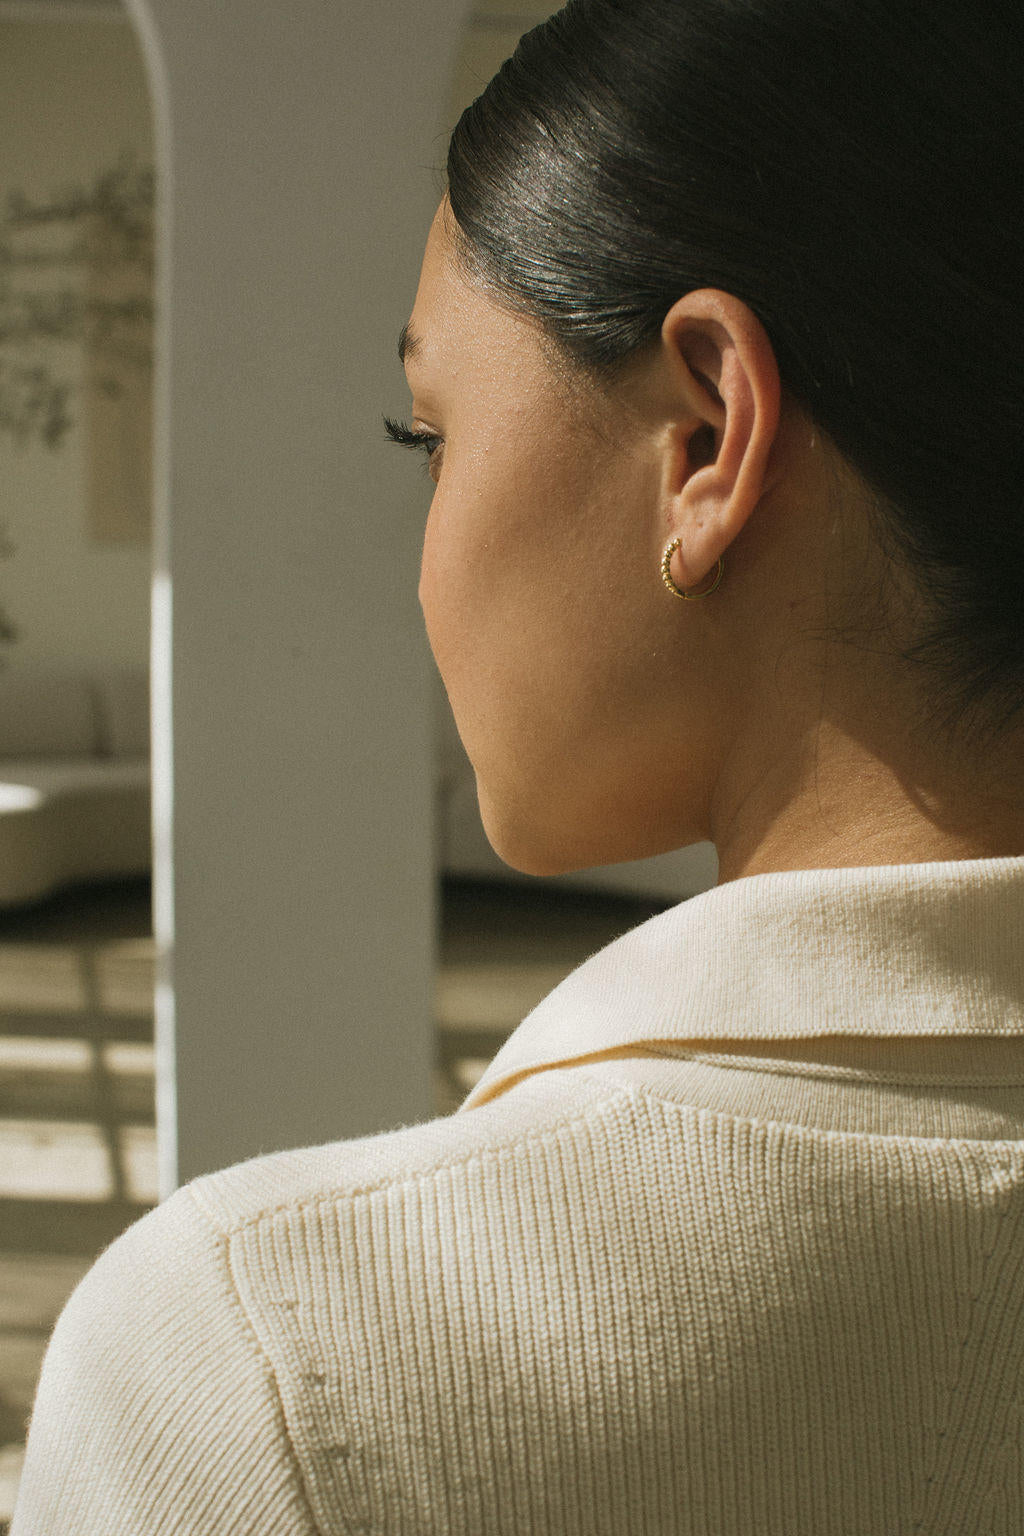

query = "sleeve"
[[9, 1186, 321, 1536]]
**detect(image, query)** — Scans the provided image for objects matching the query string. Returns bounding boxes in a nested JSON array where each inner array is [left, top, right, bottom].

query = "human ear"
[[659, 289, 781, 594]]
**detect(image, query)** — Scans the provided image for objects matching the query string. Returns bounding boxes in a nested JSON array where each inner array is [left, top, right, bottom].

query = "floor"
[[0, 873, 666, 1528]]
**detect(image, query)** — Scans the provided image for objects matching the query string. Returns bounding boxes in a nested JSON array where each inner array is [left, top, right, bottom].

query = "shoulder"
[[186, 1065, 627, 1235], [58, 1065, 625, 1307], [15, 1179, 320, 1533], [15, 1073, 634, 1532]]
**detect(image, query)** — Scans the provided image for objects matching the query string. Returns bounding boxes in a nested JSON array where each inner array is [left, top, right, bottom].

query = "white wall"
[[0, 17, 153, 671], [0, 3, 546, 676], [131, 0, 473, 1190]]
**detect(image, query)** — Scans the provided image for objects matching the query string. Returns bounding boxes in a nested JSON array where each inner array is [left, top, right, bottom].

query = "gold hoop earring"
[[661, 539, 725, 600]]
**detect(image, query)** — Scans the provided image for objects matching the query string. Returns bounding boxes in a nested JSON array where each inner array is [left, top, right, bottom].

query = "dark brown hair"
[[447, 0, 1024, 747]]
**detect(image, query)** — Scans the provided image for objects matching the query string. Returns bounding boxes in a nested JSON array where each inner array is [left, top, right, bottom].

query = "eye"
[[383, 415, 444, 479]]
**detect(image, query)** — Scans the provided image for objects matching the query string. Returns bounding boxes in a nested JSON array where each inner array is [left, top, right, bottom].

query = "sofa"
[[0, 665, 152, 908], [0, 662, 716, 910]]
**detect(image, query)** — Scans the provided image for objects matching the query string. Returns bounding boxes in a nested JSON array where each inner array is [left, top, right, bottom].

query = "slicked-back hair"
[[447, 0, 1024, 747]]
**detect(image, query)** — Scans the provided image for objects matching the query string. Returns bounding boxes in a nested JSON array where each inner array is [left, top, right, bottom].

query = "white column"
[[127, 0, 469, 1193]]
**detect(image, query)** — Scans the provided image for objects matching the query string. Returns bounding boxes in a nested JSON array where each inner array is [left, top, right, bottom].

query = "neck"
[[712, 699, 1024, 886]]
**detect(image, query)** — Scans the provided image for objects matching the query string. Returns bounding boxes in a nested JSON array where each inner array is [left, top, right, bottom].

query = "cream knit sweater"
[[12, 857, 1024, 1534]]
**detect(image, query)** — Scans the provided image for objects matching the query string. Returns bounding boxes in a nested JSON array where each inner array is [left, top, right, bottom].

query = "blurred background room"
[[0, 2, 716, 1524]]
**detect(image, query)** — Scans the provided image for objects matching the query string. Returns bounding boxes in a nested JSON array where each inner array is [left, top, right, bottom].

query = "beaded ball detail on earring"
[[661, 539, 725, 600]]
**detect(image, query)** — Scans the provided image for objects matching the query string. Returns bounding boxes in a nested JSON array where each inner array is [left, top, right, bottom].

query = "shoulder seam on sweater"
[[185, 1186, 329, 1536], [190, 1082, 639, 1237]]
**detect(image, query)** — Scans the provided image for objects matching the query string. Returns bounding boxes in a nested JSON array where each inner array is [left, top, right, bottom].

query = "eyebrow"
[[397, 322, 422, 367]]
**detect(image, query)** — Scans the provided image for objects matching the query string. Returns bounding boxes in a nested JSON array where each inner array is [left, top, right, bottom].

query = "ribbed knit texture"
[[12, 857, 1024, 1534]]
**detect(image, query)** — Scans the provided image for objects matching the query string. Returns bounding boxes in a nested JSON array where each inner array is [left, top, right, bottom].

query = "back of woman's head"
[[447, 0, 1024, 749]]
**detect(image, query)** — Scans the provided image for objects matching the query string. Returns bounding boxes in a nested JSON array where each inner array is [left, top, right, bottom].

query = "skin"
[[402, 199, 1024, 887]]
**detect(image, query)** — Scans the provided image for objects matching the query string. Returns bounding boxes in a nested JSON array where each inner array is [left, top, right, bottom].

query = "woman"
[[14, 0, 1024, 1531]]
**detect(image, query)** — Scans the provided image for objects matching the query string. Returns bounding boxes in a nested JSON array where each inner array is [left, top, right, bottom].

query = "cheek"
[[417, 478, 485, 662], [418, 432, 537, 648], [422, 468, 621, 756], [417, 421, 670, 784], [418, 471, 557, 789], [417, 470, 515, 735], [416, 494, 446, 652]]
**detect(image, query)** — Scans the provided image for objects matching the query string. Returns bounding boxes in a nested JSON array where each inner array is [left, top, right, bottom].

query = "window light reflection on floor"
[[0, 784, 44, 814], [0, 1118, 157, 1203]]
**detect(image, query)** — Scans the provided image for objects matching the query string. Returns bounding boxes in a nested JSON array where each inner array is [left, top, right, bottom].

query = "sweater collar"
[[459, 856, 1024, 1111]]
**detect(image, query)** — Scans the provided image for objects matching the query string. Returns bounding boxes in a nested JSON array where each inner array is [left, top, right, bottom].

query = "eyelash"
[[383, 414, 443, 473]]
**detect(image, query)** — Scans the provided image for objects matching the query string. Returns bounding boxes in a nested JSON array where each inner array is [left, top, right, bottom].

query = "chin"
[[476, 787, 573, 878], [484, 823, 576, 879], [478, 780, 703, 878], [497, 844, 580, 879], [477, 785, 620, 880]]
